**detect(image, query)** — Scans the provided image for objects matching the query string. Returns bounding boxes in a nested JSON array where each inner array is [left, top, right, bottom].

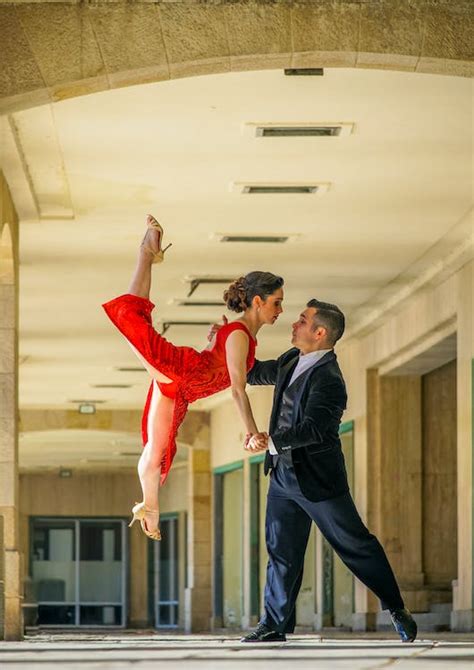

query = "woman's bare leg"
[[137, 380, 175, 531], [127, 216, 173, 384], [127, 215, 162, 298]]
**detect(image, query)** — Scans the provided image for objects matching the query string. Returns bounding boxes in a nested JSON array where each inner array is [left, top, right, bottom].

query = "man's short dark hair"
[[307, 299, 345, 345]]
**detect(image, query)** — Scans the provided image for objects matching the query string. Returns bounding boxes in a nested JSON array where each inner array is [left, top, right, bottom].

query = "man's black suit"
[[248, 348, 404, 632]]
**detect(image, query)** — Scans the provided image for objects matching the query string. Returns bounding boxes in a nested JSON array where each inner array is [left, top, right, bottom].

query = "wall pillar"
[[360, 369, 425, 629], [452, 260, 474, 631], [0, 173, 22, 640], [186, 442, 212, 632]]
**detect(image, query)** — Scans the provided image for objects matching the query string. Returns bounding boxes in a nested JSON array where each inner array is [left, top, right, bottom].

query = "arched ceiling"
[[0, 0, 472, 116], [1, 67, 471, 411]]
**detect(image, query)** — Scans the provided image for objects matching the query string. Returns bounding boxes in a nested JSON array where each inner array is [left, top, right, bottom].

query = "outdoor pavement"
[[0, 632, 474, 669]]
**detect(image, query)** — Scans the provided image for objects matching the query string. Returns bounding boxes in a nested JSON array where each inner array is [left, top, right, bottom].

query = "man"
[[239, 299, 417, 643]]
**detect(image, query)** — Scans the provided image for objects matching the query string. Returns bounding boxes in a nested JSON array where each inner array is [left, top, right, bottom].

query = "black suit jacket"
[[247, 348, 349, 502]]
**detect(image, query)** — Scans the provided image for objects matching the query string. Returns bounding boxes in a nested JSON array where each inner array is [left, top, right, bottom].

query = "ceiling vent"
[[243, 122, 354, 138], [284, 68, 324, 76], [170, 299, 225, 307], [91, 384, 132, 389], [116, 367, 146, 372], [184, 276, 235, 297], [261, 126, 340, 137], [216, 234, 290, 243], [246, 185, 316, 194], [160, 320, 213, 335], [231, 182, 330, 196]]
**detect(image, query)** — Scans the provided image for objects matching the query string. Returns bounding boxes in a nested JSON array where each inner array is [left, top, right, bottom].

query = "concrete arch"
[[0, 1, 472, 115]]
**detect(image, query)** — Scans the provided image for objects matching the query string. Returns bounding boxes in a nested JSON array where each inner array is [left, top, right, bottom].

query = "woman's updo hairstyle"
[[223, 271, 284, 313]]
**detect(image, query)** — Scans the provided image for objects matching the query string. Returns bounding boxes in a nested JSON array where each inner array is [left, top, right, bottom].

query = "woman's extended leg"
[[126, 215, 174, 384], [137, 380, 174, 533]]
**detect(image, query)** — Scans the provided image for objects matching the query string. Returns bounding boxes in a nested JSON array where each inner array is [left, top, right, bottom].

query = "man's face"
[[291, 307, 327, 350]]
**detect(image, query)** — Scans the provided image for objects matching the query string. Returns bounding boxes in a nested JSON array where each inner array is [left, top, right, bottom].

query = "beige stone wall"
[[1, 1, 472, 115]]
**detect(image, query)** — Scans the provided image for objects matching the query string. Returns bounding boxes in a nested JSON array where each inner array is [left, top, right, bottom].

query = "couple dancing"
[[103, 214, 417, 643]]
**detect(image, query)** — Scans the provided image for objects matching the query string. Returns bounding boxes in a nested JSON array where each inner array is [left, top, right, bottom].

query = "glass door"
[[31, 518, 127, 627], [153, 515, 179, 628]]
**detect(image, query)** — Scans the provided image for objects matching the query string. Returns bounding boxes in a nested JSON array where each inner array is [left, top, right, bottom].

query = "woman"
[[103, 215, 284, 540]]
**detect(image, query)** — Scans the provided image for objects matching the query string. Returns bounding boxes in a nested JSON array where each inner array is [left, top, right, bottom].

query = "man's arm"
[[247, 359, 278, 386], [271, 383, 345, 453]]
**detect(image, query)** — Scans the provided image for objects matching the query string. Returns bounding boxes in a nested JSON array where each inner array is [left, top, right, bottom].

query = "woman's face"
[[259, 287, 284, 324]]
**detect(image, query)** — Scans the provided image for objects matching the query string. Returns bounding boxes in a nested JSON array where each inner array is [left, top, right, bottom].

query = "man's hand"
[[207, 314, 228, 342], [245, 432, 269, 452]]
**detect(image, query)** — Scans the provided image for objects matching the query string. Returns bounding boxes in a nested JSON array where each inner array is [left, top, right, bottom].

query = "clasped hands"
[[244, 432, 268, 452]]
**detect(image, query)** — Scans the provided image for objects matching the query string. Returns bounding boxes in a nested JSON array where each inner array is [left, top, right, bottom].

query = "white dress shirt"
[[268, 349, 332, 455]]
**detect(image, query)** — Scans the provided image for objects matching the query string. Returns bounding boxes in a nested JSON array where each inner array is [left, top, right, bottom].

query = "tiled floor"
[[1, 632, 474, 669]]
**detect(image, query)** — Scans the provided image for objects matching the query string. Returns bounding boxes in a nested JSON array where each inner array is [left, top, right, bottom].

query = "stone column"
[[359, 369, 424, 629], [0, 173, 22, 640], [452, 260, 474, 631], [186, 435, 212, 632]]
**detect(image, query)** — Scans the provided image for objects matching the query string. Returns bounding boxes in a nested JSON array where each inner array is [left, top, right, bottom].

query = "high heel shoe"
[[129, 501, 162, 541], [141, 214, 172, 264]]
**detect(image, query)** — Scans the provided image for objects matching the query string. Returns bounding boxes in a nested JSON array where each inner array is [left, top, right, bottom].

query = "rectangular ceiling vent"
[[161, 320, 213, 335], [232, 182, 330, 196], [243, 122, 354, 138], [116, 367, 146, 372], [246, 185, 316, 194], [260, 126, 340, 137], [284, 68, 324, 76], [171, 299, 225, 307], [184, 276, 235, 297], [91, 384, 132, 389], [220, 235, 289, 243]]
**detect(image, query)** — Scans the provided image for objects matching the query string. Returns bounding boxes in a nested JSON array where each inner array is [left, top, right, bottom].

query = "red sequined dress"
[[102, 293, 257, 483]]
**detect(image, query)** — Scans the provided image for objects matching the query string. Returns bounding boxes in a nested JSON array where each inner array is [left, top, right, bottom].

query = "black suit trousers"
[[261, 459, 404, 633]]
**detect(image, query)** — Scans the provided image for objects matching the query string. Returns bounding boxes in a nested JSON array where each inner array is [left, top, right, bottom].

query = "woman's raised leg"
[[137, 380, 174, 535], [125, 215, 174, 384]]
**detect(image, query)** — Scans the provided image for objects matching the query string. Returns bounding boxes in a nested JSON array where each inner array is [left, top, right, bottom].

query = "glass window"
[[31, 518, 126, 627]]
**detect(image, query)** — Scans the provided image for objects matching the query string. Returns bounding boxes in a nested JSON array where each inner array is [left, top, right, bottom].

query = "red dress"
[[102, 293, 257, 483]]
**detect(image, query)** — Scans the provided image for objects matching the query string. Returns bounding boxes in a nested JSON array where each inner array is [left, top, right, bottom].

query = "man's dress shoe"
[[241, 623, 286, 643], [390, 608, 417, 642]]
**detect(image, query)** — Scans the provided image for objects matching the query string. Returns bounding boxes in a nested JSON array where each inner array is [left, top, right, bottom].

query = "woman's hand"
[[207, 314, 228, 342], [245, 432, 268, 452]]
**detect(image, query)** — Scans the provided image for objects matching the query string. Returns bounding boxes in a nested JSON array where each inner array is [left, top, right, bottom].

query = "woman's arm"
[[225, 330, 259, 435]]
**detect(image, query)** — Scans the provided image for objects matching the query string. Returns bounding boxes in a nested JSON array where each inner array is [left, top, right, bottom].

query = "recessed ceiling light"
[[78, 403, 95, 415]]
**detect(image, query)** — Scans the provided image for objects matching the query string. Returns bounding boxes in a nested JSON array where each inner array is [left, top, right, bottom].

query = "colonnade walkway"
[[1, 632, 474, 669]]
